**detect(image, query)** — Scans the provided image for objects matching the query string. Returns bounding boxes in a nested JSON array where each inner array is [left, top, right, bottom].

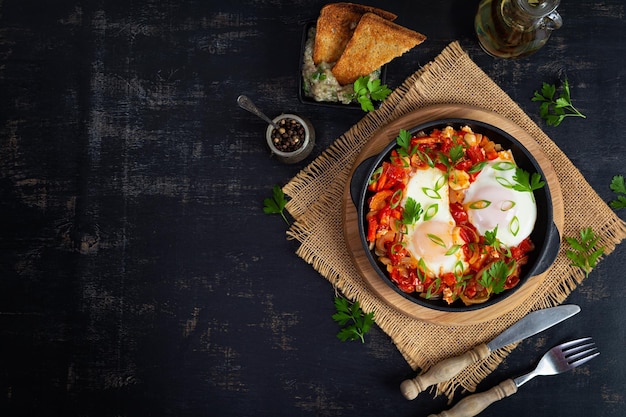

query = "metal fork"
[[428, 337, 599, 417]]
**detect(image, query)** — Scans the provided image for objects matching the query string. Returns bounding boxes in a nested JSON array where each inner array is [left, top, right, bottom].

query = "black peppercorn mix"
[[271, 118, 306, 153]]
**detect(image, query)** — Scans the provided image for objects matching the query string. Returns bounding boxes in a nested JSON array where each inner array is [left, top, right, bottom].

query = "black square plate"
[[298, 22, 387, 110]]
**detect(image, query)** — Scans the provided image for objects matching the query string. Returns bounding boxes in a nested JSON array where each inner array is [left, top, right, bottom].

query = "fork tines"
[[561, 337, 600, 367]]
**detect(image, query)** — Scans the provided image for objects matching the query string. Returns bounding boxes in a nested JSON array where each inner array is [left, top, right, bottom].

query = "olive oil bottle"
[[475, 0, 562, 59]]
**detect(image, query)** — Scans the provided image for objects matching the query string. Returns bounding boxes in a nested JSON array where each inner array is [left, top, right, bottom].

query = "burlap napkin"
[[283, 42, 626, 399]]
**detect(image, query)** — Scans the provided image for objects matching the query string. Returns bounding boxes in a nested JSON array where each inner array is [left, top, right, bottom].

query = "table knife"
[[399, 304, 580, 400]]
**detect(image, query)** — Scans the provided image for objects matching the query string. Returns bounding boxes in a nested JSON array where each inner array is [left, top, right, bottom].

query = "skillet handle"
[[350, 156, 377, 207], [534, 221, 561, 275]]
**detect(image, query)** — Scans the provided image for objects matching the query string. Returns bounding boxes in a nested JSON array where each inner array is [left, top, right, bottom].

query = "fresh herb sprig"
[[532, 79, 586, 127], [263, 184, 290, 224], [396, 129, 413, 155], [484, 226, 513, 258], [402, 197, 422, 225], [354, 76, 392, 112], [332, 296, 375, 343], [565, 227, 605, 278], [609, 175, 626, 209], [483, 227, 499, 247], [438, 145, 464, 172], [479, 259, 516, 296], [512, 167, 546, 193]]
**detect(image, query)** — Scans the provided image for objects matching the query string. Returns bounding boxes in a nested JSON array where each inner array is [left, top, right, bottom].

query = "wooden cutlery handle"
[[400, 344, 491, 400], [427, 379, 518, 417]]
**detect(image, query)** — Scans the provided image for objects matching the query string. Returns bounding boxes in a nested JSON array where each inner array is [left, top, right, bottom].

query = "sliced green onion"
[[369, 167, 383, 185], [492, 161, 516, 171], [426, 277, 441, 298], [445, 244, 462, 256], [390, 189, 403, 209], [454, 260, 465, 279], [468, 161, 488, 174], [424, 203, 439, 221], [509, 216, 520, 236], [416, 149, 435, 167], [390, 241, 406, 255], [435, 174, 447, 191], [427, 233, 446, 248], [422, 187, 442, 199], [469, 200, 491, 210], [500, 200, 516, 211], [496, 176, 515, 189], [417, 258, 428, 282], [467, 241, 479, 254], [507, 259, 517, 275], [395, 220, 408, 235]]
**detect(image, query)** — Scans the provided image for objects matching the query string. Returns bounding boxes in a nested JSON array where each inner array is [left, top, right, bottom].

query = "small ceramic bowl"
[[265, 113, 315, 164]]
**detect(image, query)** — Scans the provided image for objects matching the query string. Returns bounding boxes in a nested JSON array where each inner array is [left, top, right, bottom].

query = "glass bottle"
[[475, 0, 562, 59]]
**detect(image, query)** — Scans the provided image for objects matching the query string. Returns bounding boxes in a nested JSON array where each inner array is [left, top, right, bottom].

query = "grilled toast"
[[312, 3, 397, 65], [331, 12, 426, 85]]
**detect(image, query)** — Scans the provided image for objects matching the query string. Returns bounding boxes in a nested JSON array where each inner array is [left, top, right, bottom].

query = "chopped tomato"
[[366, 214, 378, 242], [369, 162, 407, 191], [455, 159, 473, 172], [466, 145, 486, 164], [450, 202, 468, 224], [486, 148, 499, 160], [389, 267, 416, 293], [442, 273, 456, 287], [510, 237, 534, 260]]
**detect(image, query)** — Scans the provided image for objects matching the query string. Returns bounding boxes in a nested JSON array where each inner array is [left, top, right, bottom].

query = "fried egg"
[[464, 158, 537, 247], [402, 167, 467, 276]]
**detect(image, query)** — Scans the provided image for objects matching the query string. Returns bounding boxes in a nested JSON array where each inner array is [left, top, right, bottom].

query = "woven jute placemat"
[[283, 42, 626, 399]]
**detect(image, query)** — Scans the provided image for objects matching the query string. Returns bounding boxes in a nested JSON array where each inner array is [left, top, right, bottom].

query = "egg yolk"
[[408, 220, 458, 275]]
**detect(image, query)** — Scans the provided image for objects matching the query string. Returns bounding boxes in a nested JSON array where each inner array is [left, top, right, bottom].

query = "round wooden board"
[[342, 104, 564, 325]]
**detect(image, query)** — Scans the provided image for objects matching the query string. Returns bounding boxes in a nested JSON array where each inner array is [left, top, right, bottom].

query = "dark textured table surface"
[[1, 1, 625, 416]]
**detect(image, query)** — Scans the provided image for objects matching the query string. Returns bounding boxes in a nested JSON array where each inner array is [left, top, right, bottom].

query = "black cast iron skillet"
[[350, 119, 561, 312]]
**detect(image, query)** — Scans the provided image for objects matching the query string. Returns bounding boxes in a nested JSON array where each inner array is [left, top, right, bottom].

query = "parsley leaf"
[[402, 197, 423, 225], [449, 145, 465, 166], [353, 76, 392, 112], [532, 78, 586, 126], [512, 167, 546, 193], [332, 297, 375, 343], [263, 184, 290, 224], [396, 129, 413, 155], [609, 175, 626, 209], [565, 227, 605, 277], [368, 78, 392, 101], [482, 226, 512, 257], [438, 145, 465, 172], [483, 226, 499, 247], [479, 260, 516, 295]]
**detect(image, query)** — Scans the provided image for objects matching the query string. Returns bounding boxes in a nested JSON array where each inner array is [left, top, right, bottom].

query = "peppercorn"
[[270, 118, 305, 153]]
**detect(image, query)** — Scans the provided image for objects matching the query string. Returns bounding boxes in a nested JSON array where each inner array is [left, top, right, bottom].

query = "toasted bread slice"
[[331, 13, 426, 85], [312, 3, 397, 65]]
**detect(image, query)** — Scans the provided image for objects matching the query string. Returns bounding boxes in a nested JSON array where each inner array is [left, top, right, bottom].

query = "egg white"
[[402, 167, 467, 277], [464, 158, 537, 247]]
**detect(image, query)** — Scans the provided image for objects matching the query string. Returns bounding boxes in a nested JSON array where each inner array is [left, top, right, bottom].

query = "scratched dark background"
[[1, 1, 625, 416]]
